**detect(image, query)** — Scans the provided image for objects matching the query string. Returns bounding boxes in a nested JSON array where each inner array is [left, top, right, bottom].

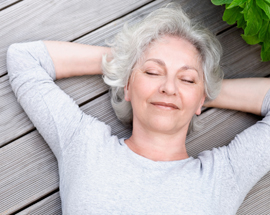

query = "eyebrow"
[[145, 58, 166, 67], [144, 58, 199, 74]]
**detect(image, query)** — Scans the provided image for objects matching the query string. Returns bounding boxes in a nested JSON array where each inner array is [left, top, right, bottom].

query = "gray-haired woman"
[[7, 4, 270, 214]]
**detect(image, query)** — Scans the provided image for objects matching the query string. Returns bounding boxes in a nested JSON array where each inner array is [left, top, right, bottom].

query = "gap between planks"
[[0, 0, 22, 12]]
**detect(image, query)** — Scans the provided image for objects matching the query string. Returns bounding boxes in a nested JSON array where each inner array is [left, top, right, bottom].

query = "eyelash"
[[181, 79, 194, 84], [145, 71, 195, 83], [145, 71, 159, 76]]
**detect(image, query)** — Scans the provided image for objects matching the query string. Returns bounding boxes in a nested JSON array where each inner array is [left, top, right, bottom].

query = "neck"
[[125, 123, 189, 162]]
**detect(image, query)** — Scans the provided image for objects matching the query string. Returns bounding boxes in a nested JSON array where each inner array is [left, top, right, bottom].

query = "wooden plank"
[[1, 93, 268, 214], [0, 0, 227, 146], [0, 0, 19, 11], [17, 192, 61, 215], [218, 27, 270, 78], [186, 108, 261, 157], [0, 0, 152, 76], [0, 131, 59, 214], [237, 172, 270, 215], [176, 0, 228, 34]]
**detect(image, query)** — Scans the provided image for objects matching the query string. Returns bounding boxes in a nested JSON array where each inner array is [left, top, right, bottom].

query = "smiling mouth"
[[151, 102, 179, 110]]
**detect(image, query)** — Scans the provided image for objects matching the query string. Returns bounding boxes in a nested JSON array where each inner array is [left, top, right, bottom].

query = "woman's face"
[[125, 35, 205, 134]]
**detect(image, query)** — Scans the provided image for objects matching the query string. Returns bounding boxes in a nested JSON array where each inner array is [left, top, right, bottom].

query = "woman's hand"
[[44, 41, 111, 79], [204, 78, 270, 115]]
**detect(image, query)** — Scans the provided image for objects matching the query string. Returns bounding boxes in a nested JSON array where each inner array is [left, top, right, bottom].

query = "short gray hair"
[[102, 3, 223, 131]]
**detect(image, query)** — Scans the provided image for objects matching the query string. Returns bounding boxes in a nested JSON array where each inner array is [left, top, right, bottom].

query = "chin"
[[146, 117, 186, 134]]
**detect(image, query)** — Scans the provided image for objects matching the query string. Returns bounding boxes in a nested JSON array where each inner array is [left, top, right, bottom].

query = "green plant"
[[211, 0, 270, 61]]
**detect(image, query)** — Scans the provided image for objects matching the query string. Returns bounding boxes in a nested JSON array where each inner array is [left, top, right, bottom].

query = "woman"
[[7, 4, 270, 215]]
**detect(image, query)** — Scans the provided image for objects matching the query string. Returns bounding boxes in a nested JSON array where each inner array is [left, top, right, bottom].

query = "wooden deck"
[[0, 0, 269, 214]]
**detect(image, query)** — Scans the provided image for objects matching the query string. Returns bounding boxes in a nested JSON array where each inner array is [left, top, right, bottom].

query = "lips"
[[151, 102, 179, 109]]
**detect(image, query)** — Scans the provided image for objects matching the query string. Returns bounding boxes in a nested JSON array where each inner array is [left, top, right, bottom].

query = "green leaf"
[[239, 2, 247, 8], [263, 41, 270, 50], [237, 15, 246, 28], [211, 0, 270, 61], [243, 0, 252, 17], [241, 34, 261, 44], [261, 42, 270, 61], [258, 20, 270, 41], [261, 9, 270, 20], [227, 0, 248, 9], [256, 0, 270, 19], [225, 3, 231, 8], [223, 6, 243, 24], [211, 0, 233, 5], [244, 0, 263, 35]]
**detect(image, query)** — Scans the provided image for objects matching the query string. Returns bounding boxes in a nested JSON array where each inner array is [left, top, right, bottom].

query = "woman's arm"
[[7, 41, 111, 160], [203, 78, 270, 200], [204, 78, 270, 115], [43, 41, 111, 79]]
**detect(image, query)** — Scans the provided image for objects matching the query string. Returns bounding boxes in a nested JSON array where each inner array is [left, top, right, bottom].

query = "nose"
[[159, 77, 177, 96]]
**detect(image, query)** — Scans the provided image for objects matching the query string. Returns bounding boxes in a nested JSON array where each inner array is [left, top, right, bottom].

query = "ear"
[[195, 95, 206, 115], [124, 82, 131, 102]]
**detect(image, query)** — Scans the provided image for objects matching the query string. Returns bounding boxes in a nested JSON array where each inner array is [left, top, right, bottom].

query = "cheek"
[[180, 85, 204, 105], [130, 75, 157, 100]]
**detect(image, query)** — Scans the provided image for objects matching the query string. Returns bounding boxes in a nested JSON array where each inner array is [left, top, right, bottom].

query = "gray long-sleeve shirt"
[[6, 41, 270, 215]]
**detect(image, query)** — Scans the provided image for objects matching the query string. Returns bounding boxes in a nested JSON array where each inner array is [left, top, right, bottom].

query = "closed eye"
[[182, 79, 194, 83], [145, 71, 159, 76]]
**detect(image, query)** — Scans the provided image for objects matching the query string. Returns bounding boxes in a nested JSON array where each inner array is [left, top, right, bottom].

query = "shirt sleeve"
[[7, 41, 88, 160], [223, 88, 270, 201]]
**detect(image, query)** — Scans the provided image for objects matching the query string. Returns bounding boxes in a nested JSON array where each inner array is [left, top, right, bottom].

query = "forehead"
[[140, 35, 202, 73]]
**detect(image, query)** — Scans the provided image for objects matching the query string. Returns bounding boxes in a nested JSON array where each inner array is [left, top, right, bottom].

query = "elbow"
[[6, 42, 36, 80], [6, 43, 24, 76], [7, 43, 23, 61]]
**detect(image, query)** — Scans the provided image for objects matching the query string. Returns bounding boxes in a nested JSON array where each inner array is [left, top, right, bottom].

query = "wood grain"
[[237, 172, 270, 215], [219, 27, 270, 78], [17, 192, 61, 215], [0, 131, 59, 214]]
